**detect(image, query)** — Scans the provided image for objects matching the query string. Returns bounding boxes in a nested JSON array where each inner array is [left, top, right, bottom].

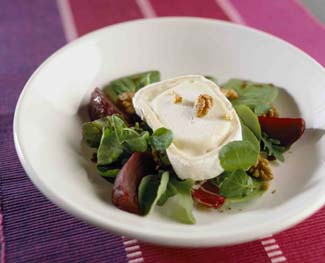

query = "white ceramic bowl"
[[14, 17, 325, 247]]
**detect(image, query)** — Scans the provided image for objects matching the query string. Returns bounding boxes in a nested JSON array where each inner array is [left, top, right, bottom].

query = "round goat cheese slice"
[[133, 75, 242, 180]]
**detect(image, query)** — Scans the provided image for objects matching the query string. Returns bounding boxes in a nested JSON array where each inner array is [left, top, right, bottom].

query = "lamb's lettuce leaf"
[[97, 128, 123, 165], [96, 165, 120, 178], [104, 71, 160, 102], [219, 105, 260, 171], [111, 114, 128, 142], [111, 115, 149, 152], [124, 131, 150, 152], [83, 115, 174, 189], [235, 105, 261, 139], [226, 178, 266, 203], [219, 141, 259, 171], [157, 177, 178, 206], [82, 117, 112, 148], [235, 105, 261, 152], [138, 171, 169, 215], [212, 170, 266, 201], [222, 79, 279, 115], [242, 124, 260, 152], [158, 176, 195, 224], [149, 127, 173, 152], [261, 133, 287, 162], [132, 71, 161, 90]]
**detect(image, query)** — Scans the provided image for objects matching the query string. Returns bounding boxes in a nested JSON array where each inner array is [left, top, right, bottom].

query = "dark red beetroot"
[[112, 152, 156, 215], [88, 88, 124, 121], [192, 181, 225, 209], [258, 117, 305, 147]]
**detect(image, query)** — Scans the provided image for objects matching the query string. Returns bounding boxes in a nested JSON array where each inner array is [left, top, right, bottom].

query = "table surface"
[[1, 1, 325, 263]]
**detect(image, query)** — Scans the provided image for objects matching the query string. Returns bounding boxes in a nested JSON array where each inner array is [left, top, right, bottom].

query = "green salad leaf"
[[97, 128, 123, 165], [105, 78, 136, 102], [132, 71, 161, 90], [124, 130, 150, 152], [149, 127, 173, 152], [82, 114, 174, 185], [226, 178, 266, 203], [213, 170, 266, 201], [111, 115, 150, 152], [222, 79, 279, 115], [261, 133, 287, 162], [82, 117, 112, 148], [138, 171, 169, 215], [96, 165, 120, 178], [242, 124, 260, 152], [157, 177, 178, 206], [158, 176, 195, 224], [156, 150, 171, 167], [83, 115, 150, 152], [219, 141, 259, 171], [104, 71, 160, 102], [235, 105, 261, 139], [235, 105, 261, 152], [82, 123, 102, 148], [111, 114, 128, 143], [219, 106, 260, 171]]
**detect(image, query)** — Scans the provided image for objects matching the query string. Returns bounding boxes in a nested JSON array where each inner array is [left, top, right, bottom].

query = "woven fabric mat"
[[1, 1, 324, 262]]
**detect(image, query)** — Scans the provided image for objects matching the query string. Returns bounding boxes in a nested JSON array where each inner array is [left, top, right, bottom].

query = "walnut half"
[[262, 106, 279, 117], [117, 92, 135, 114], [249, 156, 274, 181], [195, 94, 214, 117], [220, 88, 239, 100]]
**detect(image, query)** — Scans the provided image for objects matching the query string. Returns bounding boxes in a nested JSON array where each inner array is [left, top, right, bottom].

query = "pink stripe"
[[150, 0, 230, 21], [260, 236, 287, 262], [122, 237, 144, 263], [136, 0, 157, 18], [56, 0, 78, 41], [215, 0, 246, 24], [229, 0, 325, 66], [0, 204, 5, 263]]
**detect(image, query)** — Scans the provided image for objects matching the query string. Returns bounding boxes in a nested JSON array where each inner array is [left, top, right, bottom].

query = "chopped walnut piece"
[[262, 106, 279, 117], [195, 94, 214, 117], [171, 91, 183, 103], [249, 156, 274, 181], [220, 88, 239, 100], [117, 92, 135, 114], [223, 113, 233, 121]]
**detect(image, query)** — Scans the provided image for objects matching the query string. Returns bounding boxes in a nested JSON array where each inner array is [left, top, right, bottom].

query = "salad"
[[82, 71, 305, 224]]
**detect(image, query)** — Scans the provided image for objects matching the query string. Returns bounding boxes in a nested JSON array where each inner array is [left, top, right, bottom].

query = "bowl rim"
[[13, 17, 325, 247]]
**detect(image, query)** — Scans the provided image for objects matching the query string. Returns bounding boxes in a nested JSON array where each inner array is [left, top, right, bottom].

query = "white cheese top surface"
[[150, 78, 232, 156]]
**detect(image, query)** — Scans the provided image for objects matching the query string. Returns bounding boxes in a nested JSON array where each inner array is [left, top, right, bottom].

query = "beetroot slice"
[[88, 88, 124, 121], [112, 152, 156, 215], [192, 181, 225, 209], [258, 117, 305, 147]]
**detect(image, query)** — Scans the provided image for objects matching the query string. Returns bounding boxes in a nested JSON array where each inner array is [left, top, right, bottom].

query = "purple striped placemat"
[[1, 1, 324, 262]]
